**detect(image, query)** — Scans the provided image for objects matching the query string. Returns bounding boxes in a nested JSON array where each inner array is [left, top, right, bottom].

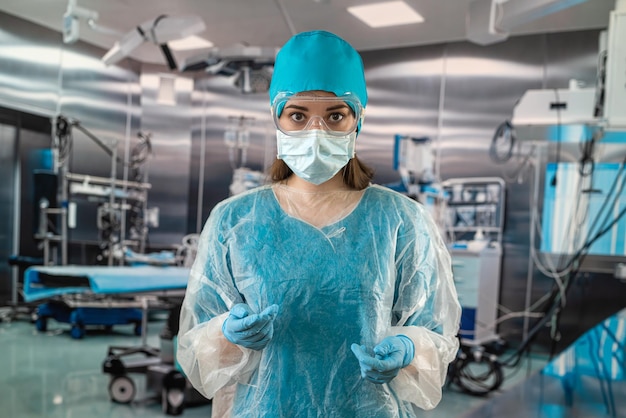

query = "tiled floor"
[[464, 309, 626, 418], [0, 311, 211, 418], [0, 310, 548, 418]]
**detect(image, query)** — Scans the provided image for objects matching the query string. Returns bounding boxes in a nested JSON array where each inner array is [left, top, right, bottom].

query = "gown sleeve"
[[176, 201, 262, 400], [387, 199, 461, 411]]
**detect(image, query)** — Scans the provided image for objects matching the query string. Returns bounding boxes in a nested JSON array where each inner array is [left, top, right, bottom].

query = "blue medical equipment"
[[442, 178, 505, 346], [541, 161, 626, 257], [542, 308, 626, 416], [391, 135, 438, 199], [464, 308, 626, 416], [24, 265, 190, 338], [443, 178, 507, 397]]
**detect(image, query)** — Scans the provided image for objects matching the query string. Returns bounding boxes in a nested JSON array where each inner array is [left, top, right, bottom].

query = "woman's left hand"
[[350, 336, 415, 384]]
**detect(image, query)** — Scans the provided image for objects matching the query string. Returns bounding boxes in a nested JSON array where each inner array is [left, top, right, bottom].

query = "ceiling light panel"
[[347, 1, 425, 28], [168, 35, 214, 51]]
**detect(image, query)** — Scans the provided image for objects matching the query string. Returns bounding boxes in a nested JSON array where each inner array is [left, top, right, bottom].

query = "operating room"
[[1, 0, 626, 417]]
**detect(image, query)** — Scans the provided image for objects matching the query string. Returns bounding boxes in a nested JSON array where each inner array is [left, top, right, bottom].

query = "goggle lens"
[[272, 93, 362, 137]]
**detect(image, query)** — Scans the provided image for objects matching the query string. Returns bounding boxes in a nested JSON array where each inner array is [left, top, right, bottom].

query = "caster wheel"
[[108, 375, 136, 404], [162, 387, 185, 416], [162, 371, 186, 415], [70, 324, 85, 339], [35, 317, 47, 332]]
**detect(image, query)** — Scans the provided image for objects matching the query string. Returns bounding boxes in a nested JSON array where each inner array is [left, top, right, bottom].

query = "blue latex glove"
[[351, 335, 415, 384], [222, 304, 280, 350]]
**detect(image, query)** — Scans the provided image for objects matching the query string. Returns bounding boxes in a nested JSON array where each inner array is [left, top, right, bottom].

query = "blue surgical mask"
[[277, 130, 356, 185]]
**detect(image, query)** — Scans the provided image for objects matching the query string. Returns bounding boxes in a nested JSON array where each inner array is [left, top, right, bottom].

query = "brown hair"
[[268, 157, 375, 190]]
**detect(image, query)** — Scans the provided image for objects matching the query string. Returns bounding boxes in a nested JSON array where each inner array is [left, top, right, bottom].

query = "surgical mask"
[[277, 129, 356, 185]]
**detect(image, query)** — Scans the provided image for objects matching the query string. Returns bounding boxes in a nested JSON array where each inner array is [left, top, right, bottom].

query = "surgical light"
[[101, 15, 206, 69], [180, 45, 278, 94]]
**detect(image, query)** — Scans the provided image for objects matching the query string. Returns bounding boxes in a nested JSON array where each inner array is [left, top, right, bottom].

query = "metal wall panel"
[[0, 108, 52, 304], [359, 44, 445, 182], [138, 69, 194, 246], [0, 116, 18, 305], [0, 14, 62, 117]]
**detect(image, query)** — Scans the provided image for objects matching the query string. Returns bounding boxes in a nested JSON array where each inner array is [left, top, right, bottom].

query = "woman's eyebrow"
[[284, 104, 308, 111], [326, 104, 350, 111]]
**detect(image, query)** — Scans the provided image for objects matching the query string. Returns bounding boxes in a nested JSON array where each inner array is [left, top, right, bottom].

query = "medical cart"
[[442, 177, 505, 346]]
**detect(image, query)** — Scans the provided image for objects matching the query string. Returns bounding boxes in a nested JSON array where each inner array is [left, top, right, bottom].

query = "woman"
[[177, 30, 460, 417]]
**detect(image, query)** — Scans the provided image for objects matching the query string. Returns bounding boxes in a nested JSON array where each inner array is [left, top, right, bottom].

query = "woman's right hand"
[[222, 303, 280, 350]]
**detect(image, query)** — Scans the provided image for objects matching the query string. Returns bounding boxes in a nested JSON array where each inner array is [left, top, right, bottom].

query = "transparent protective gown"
[[177, 184, 461, 417]]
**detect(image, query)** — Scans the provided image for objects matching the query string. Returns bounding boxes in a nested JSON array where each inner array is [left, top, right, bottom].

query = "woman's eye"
[[289, 112, 305, 122], [328, 113, 344, 122]]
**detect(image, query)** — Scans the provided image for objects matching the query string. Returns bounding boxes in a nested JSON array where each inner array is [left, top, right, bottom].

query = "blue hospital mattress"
[[24, 265, 191, 302]]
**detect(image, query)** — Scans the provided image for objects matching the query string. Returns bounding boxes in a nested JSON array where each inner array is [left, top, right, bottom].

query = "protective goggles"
[[271, 92, 363, 137]]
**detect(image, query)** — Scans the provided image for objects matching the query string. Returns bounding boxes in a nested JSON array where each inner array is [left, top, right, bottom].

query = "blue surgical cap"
[[269, 31, 368, 109]]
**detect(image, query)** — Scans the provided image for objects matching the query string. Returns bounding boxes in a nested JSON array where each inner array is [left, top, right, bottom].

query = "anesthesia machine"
[[511, 1, 626, 274]]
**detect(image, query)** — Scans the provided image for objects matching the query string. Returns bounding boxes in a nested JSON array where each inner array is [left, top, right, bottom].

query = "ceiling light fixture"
[[168, 35, 214, 51], [347, 1, 425, 28]]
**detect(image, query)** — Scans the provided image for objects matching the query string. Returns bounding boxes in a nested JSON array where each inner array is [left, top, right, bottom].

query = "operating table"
[[23, 265, 190, 338]]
